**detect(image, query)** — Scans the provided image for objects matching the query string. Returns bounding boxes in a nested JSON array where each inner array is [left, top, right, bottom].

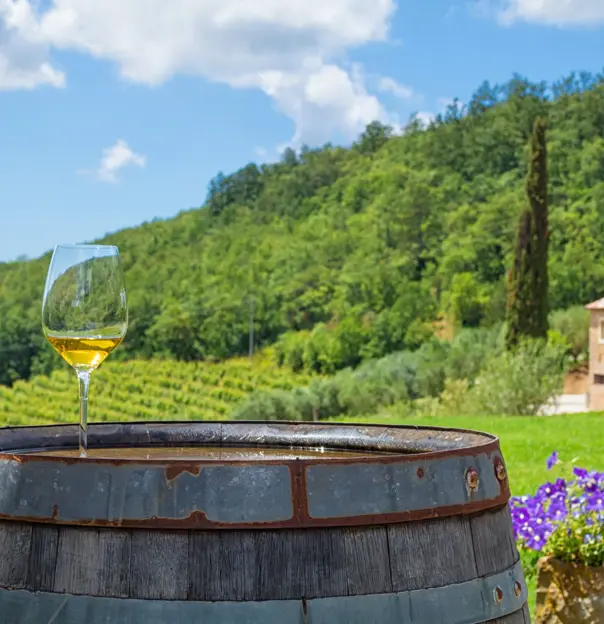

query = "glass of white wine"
[[42, 244, 128, 456]]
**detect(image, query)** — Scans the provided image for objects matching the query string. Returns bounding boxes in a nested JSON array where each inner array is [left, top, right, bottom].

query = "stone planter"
[[535, 555, 604, 623]]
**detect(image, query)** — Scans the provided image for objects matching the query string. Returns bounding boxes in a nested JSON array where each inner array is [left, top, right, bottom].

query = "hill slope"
[[1, 72, 604, 384]]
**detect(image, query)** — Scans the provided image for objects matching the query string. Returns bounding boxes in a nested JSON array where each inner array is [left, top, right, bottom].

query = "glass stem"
[[77, 372, 90, 457]]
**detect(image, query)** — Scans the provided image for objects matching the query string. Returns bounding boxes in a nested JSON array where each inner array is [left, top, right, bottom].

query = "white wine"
[[42, 244, 127, 455], [47, 336, 123, 371]]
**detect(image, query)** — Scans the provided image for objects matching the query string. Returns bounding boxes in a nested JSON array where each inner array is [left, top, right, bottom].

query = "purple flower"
[[573, 467, 589, 479], [546, 451, 559, 471], [585, 494, 604, 512], [525, 530, 547, 550], [512, 457, 603, 556], [537, 479, 566, 499], [545, 497, 568, 521]]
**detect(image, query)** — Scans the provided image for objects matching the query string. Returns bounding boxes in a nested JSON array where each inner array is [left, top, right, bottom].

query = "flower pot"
[[535, 555, 604, 623]]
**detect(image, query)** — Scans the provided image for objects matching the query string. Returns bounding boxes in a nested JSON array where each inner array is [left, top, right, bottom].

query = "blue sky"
[[0, 0, 603, 262]]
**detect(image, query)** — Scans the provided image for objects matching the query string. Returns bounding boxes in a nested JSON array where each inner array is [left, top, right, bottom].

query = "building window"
[[600, 320, 604, 343], [594, 374, 604, 385]]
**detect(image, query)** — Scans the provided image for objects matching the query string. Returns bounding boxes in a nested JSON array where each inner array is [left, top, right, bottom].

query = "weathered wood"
[[295, 527, 348, 599], [471, 505, 518, 576], [245, 528, 349, 600], [344, 525, 393, 595], [97, 528, 132, 597], [251, 530, 301, 600], [388, 515, 478, 592], [54, 527, 131, 597], [130, 530, 188, 600], [0, 522, 32, 589], [522, 602, 532, 623], [0, 517, 529, 623], [54, 527, 101, 595], [0, 561, 528, 624], [473, 506, 530, 624], [27, 524, 59, 591], [188, 530, 257, 601]]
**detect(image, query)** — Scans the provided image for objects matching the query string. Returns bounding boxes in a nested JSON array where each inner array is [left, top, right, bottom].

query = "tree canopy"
[[506, 117, 549, 348], [1, 71, 604, 383]]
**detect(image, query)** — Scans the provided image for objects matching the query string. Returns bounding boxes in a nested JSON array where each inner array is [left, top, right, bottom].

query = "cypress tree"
[[505, 117, 549, 349]]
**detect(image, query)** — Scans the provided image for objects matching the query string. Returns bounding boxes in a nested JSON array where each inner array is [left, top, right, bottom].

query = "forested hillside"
[[1, 72, 604, 385]]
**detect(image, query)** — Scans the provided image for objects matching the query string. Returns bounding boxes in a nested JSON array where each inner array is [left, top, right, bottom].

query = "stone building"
[[585, 296, 604, 410]]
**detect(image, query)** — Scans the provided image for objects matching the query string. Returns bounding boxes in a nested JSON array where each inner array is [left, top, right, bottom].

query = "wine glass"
[[42, 244, 127, 456]]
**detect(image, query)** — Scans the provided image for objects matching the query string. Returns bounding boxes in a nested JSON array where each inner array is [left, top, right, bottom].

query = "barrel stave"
[[27, 523, 59, 592], [343, 525, 392, 595], [131, 530, 188, 599], [388, 514, 478, 592]]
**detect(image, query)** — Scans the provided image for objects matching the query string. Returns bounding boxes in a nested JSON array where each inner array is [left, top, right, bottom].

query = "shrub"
[[446, 272, 490, 327], [233, 347, 416, 421], [466, 339, 565, 415], [275, 331, 309, 371], [435, 378, 472, 416], [413, 339, 450, 398], [511, 452, 604, 568], [444, 325, 503, 383], [549, 306, 589, 365], [232, 389, 307, 421]]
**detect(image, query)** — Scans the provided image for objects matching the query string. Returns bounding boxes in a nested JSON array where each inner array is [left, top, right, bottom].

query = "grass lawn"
[[336, 411, 604, 617]]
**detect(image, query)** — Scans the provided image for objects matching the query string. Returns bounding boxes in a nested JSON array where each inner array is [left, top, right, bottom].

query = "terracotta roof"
[[585, 297, 604, 310]]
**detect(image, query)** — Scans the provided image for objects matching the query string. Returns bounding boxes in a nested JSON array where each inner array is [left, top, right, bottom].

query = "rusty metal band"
[[0, 560, 527, 624], [0, 422, 510, 529]]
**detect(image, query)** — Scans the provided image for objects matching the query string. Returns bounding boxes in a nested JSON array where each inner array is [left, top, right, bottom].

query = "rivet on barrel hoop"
[[465, 467, 479, 490], [493, 586, 504, 604], [495, 462, 507, 482], [513, 581, 522, 597]]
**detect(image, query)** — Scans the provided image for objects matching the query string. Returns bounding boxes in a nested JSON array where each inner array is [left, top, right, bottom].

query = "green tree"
[[3, 74, 604, 384], [506, 118, 549, 349], [355, 121, 393, 155]]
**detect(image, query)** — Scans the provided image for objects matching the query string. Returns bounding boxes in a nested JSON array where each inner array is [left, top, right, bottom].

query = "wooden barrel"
[[0, 421, 530, 623]]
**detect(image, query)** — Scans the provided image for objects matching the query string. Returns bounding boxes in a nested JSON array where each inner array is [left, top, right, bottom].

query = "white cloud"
[[415, 111, 436, 127], [94, 140, 146, 182], [0, 0, 65, 89], [378, 76, 414, 100], [498, 0, 604, 25], [0, 0, 397, 144], [261, 62, 388, 145]]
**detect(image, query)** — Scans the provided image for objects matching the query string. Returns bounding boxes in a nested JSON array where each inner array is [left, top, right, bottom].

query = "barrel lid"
[[0, 421, 509, 529]]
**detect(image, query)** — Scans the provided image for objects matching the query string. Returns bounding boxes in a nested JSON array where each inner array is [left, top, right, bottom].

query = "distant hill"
[[1, 71, 604, 385]]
